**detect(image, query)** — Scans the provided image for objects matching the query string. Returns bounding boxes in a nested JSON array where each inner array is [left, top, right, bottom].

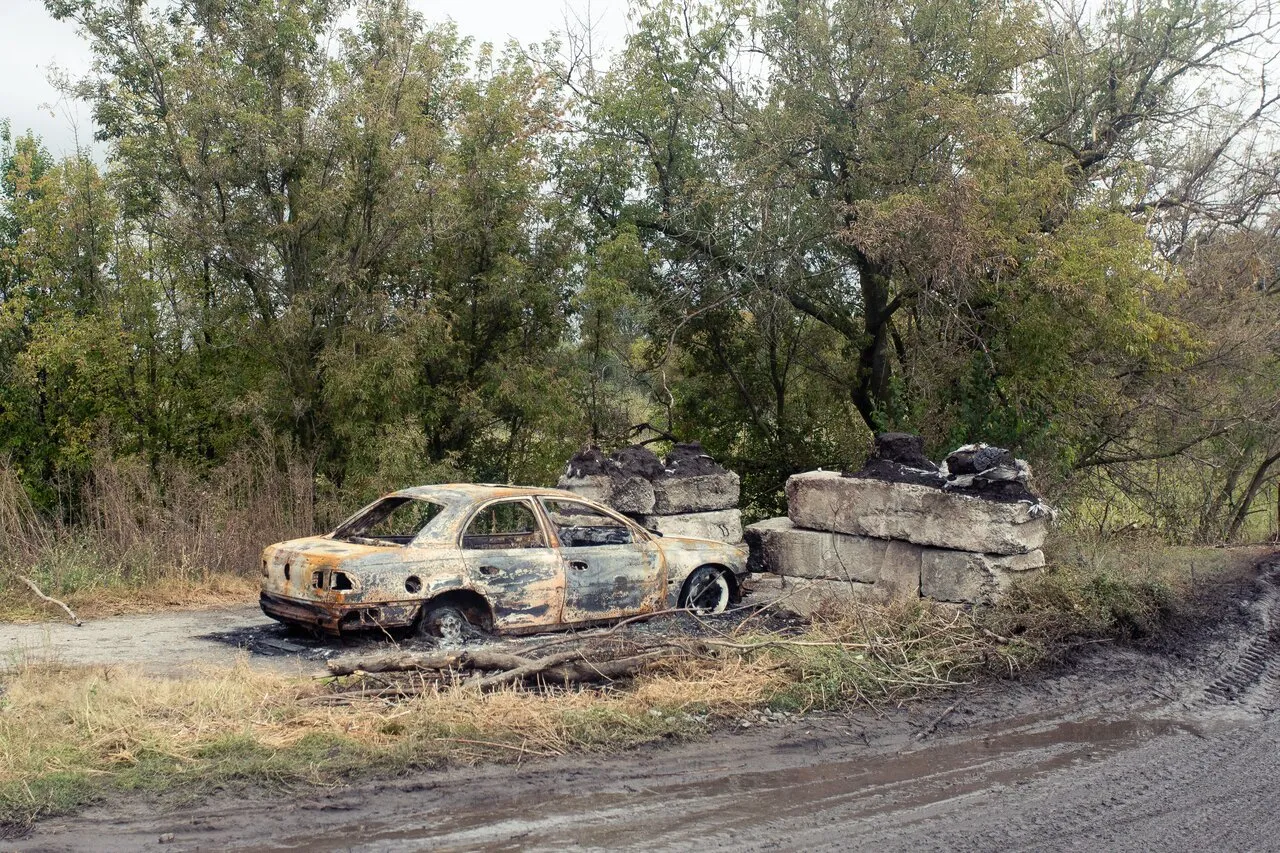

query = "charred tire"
[[679, 565, 732, 615], [418, 604, 479, 645]]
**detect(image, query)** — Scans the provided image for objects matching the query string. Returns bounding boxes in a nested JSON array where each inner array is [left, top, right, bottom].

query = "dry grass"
[[0, 653, 776, 833], [0, 597, 1008, 835], [0, 445, 314, 621], [979, 536, 1274, 666], [1, 574, 260, 623]]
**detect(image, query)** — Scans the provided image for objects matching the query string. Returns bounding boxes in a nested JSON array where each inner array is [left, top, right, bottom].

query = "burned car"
[[260, 484, 747, 640]]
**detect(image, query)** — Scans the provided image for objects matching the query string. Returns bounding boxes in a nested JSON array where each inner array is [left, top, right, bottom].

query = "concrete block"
[[558, 473, 656, 515], [638, 509, 743, 543], [652, 472, 741, 514], [920, 548, 1046, 604], [786, 470, 1048, 555], [743, 517, 914, 586], [744, 574, 880, 617]]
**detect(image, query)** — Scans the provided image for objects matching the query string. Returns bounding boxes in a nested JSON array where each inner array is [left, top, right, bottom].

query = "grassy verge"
[[0, 560, 259, 622], [982, 539, 1273, 660], [1, 540, 1273, 836]]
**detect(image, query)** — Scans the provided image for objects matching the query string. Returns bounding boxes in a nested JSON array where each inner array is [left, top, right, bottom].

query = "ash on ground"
[[201, 598, 803, 662]]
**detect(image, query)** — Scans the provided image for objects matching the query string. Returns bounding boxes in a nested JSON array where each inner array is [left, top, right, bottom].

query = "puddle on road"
[[249, 714, 1210, 852]]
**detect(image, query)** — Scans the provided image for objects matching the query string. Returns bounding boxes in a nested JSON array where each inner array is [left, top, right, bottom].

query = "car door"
[[538, 497, 665, 623], [459, 497, 564, 630]]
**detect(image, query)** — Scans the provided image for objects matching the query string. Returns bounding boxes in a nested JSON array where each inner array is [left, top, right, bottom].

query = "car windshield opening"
[[334, 497, 445, 546]]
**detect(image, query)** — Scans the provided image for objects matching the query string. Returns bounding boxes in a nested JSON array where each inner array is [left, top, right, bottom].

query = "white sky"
[[0, 0, 628, 156]]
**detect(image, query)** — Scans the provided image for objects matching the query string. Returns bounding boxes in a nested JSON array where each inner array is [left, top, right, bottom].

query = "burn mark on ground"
[[201, 600, 804, 663]]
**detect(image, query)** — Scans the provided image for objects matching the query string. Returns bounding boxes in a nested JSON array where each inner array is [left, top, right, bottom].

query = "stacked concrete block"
[[558, 442, 743, 543], [746, 433, 1050, 616], [785, 471, 1049, 555]]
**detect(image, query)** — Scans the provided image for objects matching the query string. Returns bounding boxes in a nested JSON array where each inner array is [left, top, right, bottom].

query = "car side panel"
[[559, 539, 665, 622], [461, 546, 565, 630]]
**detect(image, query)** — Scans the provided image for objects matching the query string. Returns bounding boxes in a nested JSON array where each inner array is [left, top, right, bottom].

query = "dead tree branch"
[[17, 575, 82, 626]]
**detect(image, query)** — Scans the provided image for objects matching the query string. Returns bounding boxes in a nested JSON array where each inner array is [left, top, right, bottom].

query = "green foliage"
[[0, 0, 1275, 538]]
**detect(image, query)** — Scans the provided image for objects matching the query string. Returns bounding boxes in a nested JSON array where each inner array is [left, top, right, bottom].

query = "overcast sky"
[[1, 0, 628, 156]]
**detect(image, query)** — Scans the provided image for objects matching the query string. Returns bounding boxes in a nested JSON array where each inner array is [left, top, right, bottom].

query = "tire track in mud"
[[1187, 562, 1280, 716]]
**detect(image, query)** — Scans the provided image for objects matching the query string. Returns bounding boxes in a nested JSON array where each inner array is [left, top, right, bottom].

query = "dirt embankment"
[[8, 556, 1280, 851]]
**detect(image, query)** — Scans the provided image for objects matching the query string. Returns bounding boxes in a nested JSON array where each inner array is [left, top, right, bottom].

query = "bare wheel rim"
[[684, 568, 730, 615], [425, 608, 467, 645]]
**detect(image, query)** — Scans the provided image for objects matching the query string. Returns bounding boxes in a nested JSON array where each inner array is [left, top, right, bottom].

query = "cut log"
[[327, 650, 533, 676]]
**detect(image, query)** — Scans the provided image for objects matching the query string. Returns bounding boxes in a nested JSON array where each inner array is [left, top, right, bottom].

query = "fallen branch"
[[537, 650, 672, 684], [472, 648, 591, 689], [17, 575, 82, 626], [914, 702, 959, 740], [327, 650, 533, 676], [328, 640, 694, 690], [980, 627, 1012, 645]]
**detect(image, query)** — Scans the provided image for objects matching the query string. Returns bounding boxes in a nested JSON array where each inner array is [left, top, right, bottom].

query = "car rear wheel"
[[679, 566, 731, 615], [418, 603, 476, 645]]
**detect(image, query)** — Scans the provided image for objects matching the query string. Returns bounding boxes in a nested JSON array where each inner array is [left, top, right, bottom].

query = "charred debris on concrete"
[[845, 433, 1038, 504]]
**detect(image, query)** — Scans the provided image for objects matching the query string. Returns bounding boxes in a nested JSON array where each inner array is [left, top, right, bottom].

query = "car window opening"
[[540, 498, 634, 547], [334, 496, 446, 546], [463, 500, 545, 550]]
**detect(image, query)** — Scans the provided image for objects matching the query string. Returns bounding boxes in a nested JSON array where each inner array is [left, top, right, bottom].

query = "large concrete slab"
[[786, 471, 1048, 555], [557, 473, 656, 515], [744, 517, 919, 590], [652, 472, 741, 514], [747, 517, 1047, 605], [639, 509, 743, 544], [920, 548, 1046, 604], [745, 573, 880, 617]]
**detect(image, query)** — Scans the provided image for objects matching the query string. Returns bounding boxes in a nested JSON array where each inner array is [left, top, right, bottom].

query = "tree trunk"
[[1226, 448, 1280, 542], [852, 260, 897, 429]]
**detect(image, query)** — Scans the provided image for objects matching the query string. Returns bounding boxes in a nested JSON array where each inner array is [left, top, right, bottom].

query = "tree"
[[557, 0, 1214, 489], [43, 0, 581, 494]]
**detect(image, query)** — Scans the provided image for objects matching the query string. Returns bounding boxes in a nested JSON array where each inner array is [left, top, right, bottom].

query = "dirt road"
[[1, 604, 322, 675], [8, 558, 1280, 851]]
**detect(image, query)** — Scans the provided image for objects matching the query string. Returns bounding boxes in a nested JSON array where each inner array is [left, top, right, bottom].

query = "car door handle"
[[569, 560, 588, 572], [478, 565, 500, 576]]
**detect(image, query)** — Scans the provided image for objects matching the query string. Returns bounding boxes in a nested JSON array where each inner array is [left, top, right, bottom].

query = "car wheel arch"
[[680, 562, 739, 601], [417, 588, 495, 632]]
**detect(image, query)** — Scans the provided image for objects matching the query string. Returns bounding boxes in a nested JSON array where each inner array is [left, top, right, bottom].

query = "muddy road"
[[9, 557, 1280, 851]]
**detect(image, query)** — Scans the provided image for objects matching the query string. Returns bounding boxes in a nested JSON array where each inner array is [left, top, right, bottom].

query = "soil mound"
[[564, 446, 617, 479], [871, 432, 937, 470], [843, 434, 1042, 504]]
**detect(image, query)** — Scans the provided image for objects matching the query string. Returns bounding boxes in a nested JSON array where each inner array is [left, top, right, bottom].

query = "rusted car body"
[[260, 484, 747, 636]]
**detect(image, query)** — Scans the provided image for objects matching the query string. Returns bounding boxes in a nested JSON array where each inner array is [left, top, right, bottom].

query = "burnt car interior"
[[541, 498, 634, 547], [334, 496, 445, 546], [462, 500, 546, 550]]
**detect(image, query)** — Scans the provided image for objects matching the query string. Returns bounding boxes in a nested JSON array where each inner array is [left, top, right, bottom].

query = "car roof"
[[390, 483, 586, 503]]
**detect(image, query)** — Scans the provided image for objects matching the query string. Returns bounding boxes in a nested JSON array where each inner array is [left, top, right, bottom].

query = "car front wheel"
[[679, 566, 731, 615]]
